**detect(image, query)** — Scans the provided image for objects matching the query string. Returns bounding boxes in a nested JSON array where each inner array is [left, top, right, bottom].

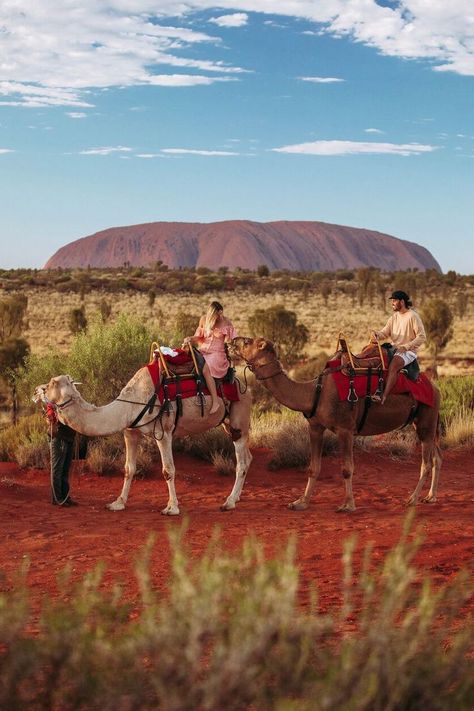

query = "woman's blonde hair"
[[204, 301, 223, 336]]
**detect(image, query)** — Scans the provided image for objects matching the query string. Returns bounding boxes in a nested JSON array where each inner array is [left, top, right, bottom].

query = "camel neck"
[[256, 367, 320, 414]]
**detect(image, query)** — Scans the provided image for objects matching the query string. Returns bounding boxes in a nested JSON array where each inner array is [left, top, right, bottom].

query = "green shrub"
[[85, 432, 157, 476], [0, 523, 472, 710], [438, 375, 474, 422], [18, 314, 154, 408], [0, 413, 48, 465], [175, 426, 235, 462], [291, 352, 330, 381]]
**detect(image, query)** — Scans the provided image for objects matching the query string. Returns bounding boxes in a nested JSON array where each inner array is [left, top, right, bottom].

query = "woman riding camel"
[[183, 301, 237, 415], [371, 290, 426, 404]]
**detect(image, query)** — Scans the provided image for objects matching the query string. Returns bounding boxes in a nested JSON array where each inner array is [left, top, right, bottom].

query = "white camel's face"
[[33, 375, 78, 404]]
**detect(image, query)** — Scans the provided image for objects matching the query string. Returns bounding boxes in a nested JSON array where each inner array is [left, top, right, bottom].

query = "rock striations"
[[44, 220, 441, 272]]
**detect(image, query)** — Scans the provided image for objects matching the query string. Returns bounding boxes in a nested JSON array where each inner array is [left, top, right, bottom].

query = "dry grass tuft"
[[210, 450, 236, 476], [443, 407, 474, 448]]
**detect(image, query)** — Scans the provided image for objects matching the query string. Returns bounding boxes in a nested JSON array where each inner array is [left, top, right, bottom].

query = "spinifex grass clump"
[[0, 520, 472, 710]]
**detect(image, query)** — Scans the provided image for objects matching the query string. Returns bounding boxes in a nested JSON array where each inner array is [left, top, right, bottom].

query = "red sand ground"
[[0, 448, 472, 621]]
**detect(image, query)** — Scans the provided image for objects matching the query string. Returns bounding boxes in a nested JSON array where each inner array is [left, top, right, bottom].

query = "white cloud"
[[300, 76, 344, 83], [0, 1, 471, 111], [210, 13, 249, 28], [0, 148, 14, 154], [147, 74, 236, 86], [79, 146, 132, 155], [365, 127, 384, 134], [136, 153, 165, 158], [66, 112, 87, 119], [272, 140, 437, 156], [162, 148, 239, 155]]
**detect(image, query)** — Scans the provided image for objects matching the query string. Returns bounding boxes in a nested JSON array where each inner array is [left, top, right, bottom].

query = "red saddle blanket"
[[327, 359, 435, 407], [146, 359, 240, 403]]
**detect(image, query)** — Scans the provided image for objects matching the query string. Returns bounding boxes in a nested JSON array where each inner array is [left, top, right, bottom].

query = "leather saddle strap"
[[303, 374, 323, 420], [356, 367, 373, 433]]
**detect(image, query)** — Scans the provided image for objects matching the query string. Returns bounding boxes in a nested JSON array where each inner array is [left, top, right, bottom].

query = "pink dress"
[[193, 321, 237, 378]]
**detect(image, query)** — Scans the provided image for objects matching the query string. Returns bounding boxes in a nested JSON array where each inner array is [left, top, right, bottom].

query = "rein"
[[247, 359, 284, 380]]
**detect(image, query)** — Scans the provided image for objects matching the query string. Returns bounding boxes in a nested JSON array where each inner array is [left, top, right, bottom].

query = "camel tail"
[[433, 414, 442, 466]]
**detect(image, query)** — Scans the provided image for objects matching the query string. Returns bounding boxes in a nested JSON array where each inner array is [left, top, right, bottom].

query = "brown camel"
[[230, 337, 442, 512]]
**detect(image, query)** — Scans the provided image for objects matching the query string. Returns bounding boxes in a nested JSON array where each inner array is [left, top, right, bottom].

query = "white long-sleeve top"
[[374, 309, 426, 353]]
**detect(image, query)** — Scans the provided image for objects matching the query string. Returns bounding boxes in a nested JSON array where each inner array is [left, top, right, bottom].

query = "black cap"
[[389, 290, 410, 302]]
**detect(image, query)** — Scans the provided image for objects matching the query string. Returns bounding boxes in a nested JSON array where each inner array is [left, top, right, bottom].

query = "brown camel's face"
[[229, 337, 275, 364]]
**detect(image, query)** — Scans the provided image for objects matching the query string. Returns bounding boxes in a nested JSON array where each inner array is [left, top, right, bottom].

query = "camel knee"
[[162, 469, 174, 481], [341, 468, 352, 480]]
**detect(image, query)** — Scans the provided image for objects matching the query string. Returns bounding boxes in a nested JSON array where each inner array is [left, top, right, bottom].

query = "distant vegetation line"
[[1, 264, 473, 297]]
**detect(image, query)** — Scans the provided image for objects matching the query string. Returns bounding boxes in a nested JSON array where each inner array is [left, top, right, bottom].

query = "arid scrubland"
[[16, 284, 474, 376]]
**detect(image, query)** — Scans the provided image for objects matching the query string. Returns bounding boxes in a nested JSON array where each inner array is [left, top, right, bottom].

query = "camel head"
[[229, 337, 277, 367], [34, 375, 82, 408]]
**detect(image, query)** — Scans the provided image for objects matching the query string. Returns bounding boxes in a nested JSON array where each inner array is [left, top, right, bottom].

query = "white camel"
[[35, 367, 252, 515]]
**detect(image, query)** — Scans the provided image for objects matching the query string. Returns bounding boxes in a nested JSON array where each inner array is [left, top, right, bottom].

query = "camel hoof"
[[423, 495, 437, 503], [336, 504, 355, 513], [406, 497, 417, 506], [220, 501, 236, 511], [288, 499, 308, 511], [161, 506, 180, 516], [106, 500, 125, 511]]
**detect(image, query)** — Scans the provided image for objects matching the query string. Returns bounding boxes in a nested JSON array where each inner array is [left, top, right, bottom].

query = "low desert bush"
[[438, 374, 474, 422], [175, 426, 235, 462], [442, 406, 474, 448], [0, 412, 48, 466], [0, 520, 472, 710], [250, 410, 335, 470], [85, 432, 157, 476], [356, 427, 418, 459], [210, 450, 236, 476], [17, 314, 155, 408], [291, 351, 330, 381]]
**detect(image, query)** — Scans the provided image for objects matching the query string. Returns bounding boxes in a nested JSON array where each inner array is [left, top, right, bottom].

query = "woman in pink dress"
[[183, 301, 237, 414]]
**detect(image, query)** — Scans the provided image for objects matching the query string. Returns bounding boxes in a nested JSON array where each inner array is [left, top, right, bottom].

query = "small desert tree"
[[247, 305, 309, 364], [0, 294, 28, 341], [420, 299, 454, 367], [0, 295, 30, 423], [69, 305, 87, 334], [99, 298, 112, 323], [0, 337, 30, 423]]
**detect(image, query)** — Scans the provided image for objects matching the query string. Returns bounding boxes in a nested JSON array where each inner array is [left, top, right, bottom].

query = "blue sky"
[[0, 1, 473, 273]]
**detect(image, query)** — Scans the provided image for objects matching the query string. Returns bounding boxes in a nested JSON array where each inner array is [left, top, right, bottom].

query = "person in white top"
[[371, 290, 426, 404]]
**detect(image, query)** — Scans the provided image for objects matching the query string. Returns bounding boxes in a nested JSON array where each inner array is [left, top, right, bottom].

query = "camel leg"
[[407, 440, 435, 506], [336, 430, 356, 512], [423, 442, 442, 503], [106, 428, 140, 511], [408, 409, 442, 505], [221, 436, 253, 511], [157, 432, 180, 515], [289, 423, 324, 511]]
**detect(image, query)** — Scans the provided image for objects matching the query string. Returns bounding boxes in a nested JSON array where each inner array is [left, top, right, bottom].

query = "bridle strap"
[[248, 359, 283, 380]]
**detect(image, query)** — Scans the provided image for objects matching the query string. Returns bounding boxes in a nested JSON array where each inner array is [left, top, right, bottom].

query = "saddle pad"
[[158, 347, 192, 365], [327, 359, 435, 407], [146, 361, 240, 403]]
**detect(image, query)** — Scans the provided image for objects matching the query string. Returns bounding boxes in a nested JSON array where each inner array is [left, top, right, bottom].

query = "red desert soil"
[[0, 448, 472, 622]]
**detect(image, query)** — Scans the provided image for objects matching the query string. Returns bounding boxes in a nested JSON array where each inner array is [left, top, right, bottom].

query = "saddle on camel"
[[145, 342, 239, 423], [330, 333, 434, 432]]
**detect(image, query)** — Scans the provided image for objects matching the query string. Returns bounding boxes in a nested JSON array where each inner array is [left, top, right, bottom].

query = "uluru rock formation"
[[44, 220, 441, 272]]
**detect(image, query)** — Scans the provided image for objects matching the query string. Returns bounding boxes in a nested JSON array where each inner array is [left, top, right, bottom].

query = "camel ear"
[[257, 338, 274, 353]]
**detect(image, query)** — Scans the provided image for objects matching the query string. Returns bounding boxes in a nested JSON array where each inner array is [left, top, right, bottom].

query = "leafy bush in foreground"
[[0, 520, 472, 710]]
